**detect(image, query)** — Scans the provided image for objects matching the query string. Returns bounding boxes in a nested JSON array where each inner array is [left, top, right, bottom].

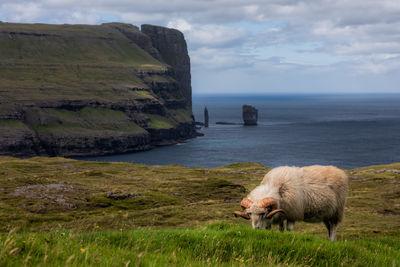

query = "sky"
[[1, 0, 400, 94]]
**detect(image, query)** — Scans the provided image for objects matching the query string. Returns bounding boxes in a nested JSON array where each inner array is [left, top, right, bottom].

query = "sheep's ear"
[[234, 211, 250, 220]]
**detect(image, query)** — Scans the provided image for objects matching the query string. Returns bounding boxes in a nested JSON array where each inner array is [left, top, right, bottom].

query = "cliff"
[[0, 22, 196, 156]]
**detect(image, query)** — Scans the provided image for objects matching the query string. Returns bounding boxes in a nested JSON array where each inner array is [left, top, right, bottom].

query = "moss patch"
[[169, 108, 192, 123], [31, 107, 146, 136], [146, 114, 176, 129]]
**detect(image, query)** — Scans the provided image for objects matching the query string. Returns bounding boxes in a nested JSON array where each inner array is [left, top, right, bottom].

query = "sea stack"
[[242, 105, 258, 126], [204, 107, 209, 127]]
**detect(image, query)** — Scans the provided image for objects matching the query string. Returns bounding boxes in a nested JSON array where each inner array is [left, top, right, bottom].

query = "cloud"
[[191, 47, 255, 70], [0, 0, 400, 92], [0, 2, 43, 22], [168, 19, 248, 49]]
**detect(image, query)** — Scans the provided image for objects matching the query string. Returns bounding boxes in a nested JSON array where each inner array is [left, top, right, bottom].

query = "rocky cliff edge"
[[0, 22, 196, 156]]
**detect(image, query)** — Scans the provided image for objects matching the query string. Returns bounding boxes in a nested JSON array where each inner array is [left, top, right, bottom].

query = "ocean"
[[83, 94, 400, 168]]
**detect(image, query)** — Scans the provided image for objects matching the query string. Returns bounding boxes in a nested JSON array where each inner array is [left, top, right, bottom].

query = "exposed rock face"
[[0, 22, 196, 156], [141, 24, 192, 108], [242, 105, 258, 126], [204, 107, 209, 128], [103, 23, 163, 61]]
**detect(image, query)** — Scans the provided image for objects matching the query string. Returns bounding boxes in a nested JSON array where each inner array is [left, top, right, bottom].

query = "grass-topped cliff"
[[0, 157, 399, 266], [0, 22, 195, 156]]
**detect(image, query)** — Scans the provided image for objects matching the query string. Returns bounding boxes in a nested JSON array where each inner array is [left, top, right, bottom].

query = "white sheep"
[[234, 165, 348, 241]]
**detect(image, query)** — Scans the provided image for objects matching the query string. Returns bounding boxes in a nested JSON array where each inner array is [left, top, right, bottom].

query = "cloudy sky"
[[1, 0, 400, 94]]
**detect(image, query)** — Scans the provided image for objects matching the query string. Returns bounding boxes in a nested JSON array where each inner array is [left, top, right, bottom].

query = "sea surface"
[[83, 94, 400, 168]]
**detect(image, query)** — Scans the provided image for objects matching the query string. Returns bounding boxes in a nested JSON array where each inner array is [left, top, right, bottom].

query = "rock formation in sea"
[[204, 107, 209, 128], [242, 105, 258, 126], [215, 122, 240, 125], [0, 22, 196, 156]]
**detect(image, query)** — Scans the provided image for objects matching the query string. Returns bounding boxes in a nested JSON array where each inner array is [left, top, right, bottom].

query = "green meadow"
[[0, 157, 399, 266]]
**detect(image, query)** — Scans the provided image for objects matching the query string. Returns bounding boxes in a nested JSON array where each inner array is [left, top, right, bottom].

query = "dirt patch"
[[374, 169, 400, 174], [12, 183, 89, 213], [377, 208, 400, 216], [180, 178, 247, 203], [384, 190, 400, 200], [106, 191, 139, 200]]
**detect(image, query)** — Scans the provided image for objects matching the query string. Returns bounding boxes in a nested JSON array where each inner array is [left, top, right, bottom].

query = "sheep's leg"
[[329, 224, 337, 241], [324, 221, 337, 241], [287, 221, 295, 231], [279, 220, 286, 231]]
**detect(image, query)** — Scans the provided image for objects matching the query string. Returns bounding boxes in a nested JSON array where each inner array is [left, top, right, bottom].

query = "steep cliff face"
[[0, 22, 196, 156], [141, 24, 192, 108]]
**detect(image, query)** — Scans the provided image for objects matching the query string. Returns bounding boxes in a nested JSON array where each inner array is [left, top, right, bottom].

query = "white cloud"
[[167, 19, 192, 32], [1, 2, 43, 22], [1, 0, 400, 92]]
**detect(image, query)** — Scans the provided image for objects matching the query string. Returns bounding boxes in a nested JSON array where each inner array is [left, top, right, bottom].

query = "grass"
[[0, 23, 165, 105], [0, 120, 28, 130], [146, 114, 176, 129], [1, 223, 399, 266], [0, 157, 399, 266], [0, 23, 163, 67], [32, 107, 147, 136], [170, 109, 193, 124], [146, 110, 193, 129]]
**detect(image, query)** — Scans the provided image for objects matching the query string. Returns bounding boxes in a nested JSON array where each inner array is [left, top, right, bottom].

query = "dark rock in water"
[[195, 121, 205, 126], [204, 107, 209, 128], [242, 105, 258, 126], [215, 122, 239, 125]]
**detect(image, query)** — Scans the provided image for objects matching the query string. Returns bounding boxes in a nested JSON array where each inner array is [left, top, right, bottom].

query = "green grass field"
[[0, 157, 399, 266], [0, 23, 166, 106], [2, 223, 399, 266]]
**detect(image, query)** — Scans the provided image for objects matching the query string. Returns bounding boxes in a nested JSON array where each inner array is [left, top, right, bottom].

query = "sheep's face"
[[234, 197, 286, 229], [248, 206, 272, 229], [234, 205, 273, 229]]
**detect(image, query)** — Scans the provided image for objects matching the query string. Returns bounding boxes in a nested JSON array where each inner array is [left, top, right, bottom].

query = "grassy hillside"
[[0, 23, 161, 65], [0, 157, 399, 266], [0, 22, 195, 156], [0, 23, 165, 104]]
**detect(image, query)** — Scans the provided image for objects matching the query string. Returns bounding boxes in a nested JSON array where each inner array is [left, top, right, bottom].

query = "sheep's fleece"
[[234, 165, 348, 241]]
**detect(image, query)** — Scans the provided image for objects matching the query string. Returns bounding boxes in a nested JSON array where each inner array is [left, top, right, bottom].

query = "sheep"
[[234, 165, 348, 241]]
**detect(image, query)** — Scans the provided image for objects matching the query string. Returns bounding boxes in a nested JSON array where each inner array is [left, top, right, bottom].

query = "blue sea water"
[[83, 94, 400, 168]]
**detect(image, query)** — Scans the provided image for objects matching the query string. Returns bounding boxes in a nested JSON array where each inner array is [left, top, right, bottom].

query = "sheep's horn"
[[240, 198, 253, 209], [258, 197, 278, 210], [266, 209, 286, 219], [234, 211, 250, 220]]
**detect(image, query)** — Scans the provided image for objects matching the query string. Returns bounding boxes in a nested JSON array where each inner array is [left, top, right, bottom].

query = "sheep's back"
[[301, 165, 348, 222]]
